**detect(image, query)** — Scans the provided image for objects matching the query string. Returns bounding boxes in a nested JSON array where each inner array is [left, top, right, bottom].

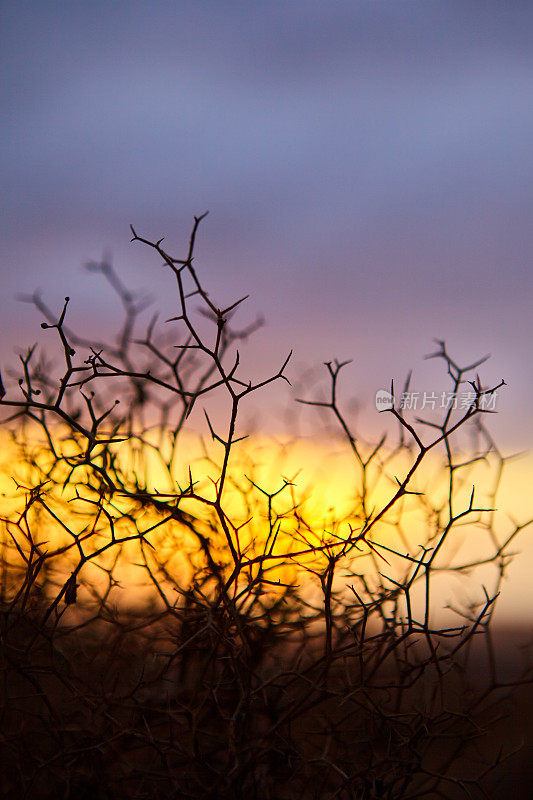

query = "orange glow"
[[1, 429, 531, 624]]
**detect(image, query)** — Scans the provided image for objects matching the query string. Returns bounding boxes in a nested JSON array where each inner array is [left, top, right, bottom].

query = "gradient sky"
[[1, 0, 532, 447]]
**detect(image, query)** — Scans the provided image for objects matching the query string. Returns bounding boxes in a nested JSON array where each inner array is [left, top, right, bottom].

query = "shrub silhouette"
[[0, 215, 530, 799]]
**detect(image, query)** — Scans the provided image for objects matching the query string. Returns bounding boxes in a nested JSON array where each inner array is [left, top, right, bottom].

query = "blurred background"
[[1, 1, 532, 619], [2, 0, 532, 440]]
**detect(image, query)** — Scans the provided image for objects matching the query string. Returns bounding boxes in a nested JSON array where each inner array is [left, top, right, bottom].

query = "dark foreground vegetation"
[[0, 216, 531, 799]]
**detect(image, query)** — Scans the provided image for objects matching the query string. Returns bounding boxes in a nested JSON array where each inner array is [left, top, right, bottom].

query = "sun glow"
[[2, 426, 531, 624]]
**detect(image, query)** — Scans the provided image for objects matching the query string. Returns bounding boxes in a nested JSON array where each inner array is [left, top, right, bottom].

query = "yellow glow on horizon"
[[1, 429, 531, 624]]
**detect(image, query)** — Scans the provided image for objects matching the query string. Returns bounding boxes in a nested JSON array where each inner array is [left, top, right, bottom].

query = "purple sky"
[[1, 1, 532, 446]]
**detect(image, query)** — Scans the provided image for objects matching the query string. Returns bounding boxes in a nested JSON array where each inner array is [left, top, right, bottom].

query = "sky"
[[1, 1, 532, 626], [1, 0, 532, 448]]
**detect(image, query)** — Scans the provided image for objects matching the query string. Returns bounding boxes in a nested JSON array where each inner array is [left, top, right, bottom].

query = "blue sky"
[[1, 1, 532, 444]]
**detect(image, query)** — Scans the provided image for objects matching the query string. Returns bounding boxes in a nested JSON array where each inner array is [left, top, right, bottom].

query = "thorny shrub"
[[0, 215, 531, 799]]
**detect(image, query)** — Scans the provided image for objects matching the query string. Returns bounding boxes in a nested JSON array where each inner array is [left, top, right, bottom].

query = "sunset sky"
[[1, 1, 532, 629], [3, 11, 533, 795], [1, 1, 532, 448]]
